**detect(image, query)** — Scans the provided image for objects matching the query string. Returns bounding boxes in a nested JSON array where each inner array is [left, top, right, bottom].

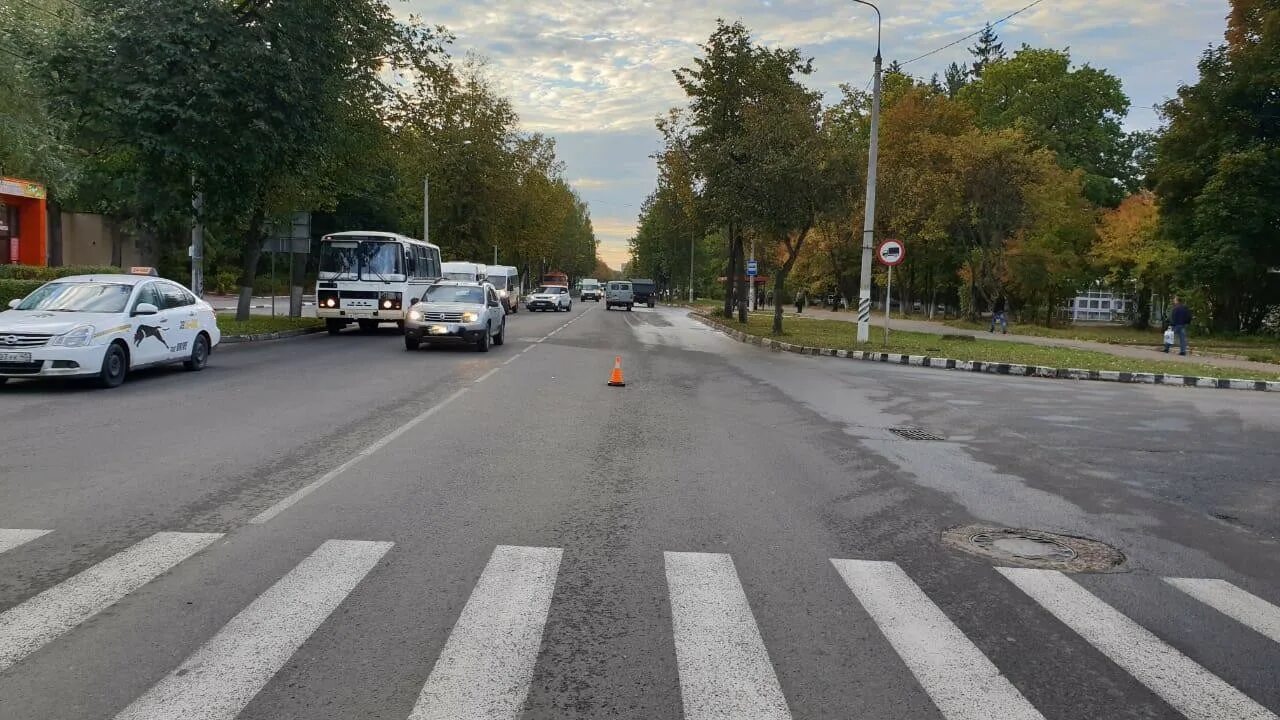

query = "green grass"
[[216, 314, 324, 336], [707, 313, 1280, 381], [940, 318, 1280, 364]]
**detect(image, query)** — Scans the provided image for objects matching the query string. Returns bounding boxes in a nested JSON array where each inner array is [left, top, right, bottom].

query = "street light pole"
[[689, 231, 695, 302], [423, 174, 430, 243], [853, 0, 881, 343]]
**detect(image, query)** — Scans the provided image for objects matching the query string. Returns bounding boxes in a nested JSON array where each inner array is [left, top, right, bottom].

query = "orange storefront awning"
[[0, 177, 48, 266]]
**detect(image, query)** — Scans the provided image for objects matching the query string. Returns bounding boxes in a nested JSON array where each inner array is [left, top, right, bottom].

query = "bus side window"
[[405, 247, 417, 277], [428, 248, 441, 278], [417, 247, 430, 278]]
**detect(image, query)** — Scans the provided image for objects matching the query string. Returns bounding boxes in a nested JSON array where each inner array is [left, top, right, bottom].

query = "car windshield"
[[610, 284, 630, 291], [536, 286, 563, 294], [319, 240, 404, 281], [425, 285, 484, 304], [17, 282, 133, 313], [487, 276, 509, 291], [442, 272, 476, 281]]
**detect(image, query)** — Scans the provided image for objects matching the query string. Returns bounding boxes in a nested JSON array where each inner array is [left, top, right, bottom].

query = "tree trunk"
[[1133, 283, 1152, 329], [723, 222, 737, 319], [47, 198, 63, 267], [772, 227, 810, 335], [236, 203, 268, 322]]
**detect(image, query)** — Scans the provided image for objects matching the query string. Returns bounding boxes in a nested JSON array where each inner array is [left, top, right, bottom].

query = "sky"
[[402, 0, 1231, 270]]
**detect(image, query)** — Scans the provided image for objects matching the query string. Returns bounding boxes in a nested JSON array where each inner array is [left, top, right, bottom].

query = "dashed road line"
[[0, 529, 51, 555], [475, 368, 500, 384], [1165, 577, 1280, 645]]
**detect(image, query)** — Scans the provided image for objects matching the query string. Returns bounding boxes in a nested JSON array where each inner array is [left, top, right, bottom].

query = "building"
[[0, 176, 48, 266], [1066, 288, 1128, 322]]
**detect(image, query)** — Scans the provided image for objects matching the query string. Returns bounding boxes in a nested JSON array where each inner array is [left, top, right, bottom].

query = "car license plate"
[[0, 351, 31, 363], [427, 325, 450, 335]]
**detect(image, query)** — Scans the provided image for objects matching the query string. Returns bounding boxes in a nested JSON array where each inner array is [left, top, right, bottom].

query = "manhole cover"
[[889, 426, 944, 441], [942, 524, 1125, 572]]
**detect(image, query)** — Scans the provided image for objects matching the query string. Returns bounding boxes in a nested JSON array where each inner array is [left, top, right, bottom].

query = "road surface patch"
[[999, 567, 1279, 720], [833, 559, 1046, 720], [115, 539, 392, 720], [408, 545, 562, 720]]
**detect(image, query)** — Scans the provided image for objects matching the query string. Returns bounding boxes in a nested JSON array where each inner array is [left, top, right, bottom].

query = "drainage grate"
[[889, 426, 945, 441]]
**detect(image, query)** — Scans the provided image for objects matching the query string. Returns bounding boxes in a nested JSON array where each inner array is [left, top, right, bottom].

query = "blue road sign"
[[746, 260, 758, 276]]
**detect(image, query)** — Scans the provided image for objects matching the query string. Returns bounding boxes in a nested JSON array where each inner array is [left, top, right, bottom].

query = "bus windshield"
[[319, 240, 404, 281]]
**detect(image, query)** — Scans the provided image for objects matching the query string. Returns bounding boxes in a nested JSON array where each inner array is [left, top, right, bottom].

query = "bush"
[[0, 279, 44, 305], [0, 264, 122, 281]]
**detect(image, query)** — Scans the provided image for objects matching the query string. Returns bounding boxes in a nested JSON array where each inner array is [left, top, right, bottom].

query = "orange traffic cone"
[[608, 356, 626, 387]]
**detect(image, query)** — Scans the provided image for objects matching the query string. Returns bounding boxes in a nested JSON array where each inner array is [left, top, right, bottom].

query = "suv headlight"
[[50, 324, 95, 348], [461, 312, 479, 323], [408, 309, 424, 322]]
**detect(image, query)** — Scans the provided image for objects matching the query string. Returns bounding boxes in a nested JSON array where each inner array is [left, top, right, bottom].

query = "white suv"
[[605, 281, 634, 311], [526, 286, 572, 312], [404, 282, 506, 352]]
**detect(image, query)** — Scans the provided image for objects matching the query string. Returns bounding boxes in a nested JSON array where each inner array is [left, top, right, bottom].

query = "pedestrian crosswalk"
[[1, 527, 1278, 720]]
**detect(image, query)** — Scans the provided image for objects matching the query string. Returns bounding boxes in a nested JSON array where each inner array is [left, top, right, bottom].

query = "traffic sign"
[[746, 259, 758, 276], [877, 239, 905, 266]]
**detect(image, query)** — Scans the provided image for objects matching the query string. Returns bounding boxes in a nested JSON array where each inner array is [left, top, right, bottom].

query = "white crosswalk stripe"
[[665, 551, 793, 720], [999, 567, 1279, 720], [0, 531, 222, 672], [0, 528, 52, 555], [1165, 577, 1280, 645], [833, 559, 1045, 720], [408, 544, 562, 720], [115, 539, 392, 720]]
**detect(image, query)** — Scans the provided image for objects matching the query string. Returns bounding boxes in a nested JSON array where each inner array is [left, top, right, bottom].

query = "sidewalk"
[[789, 307, 1280, 375]]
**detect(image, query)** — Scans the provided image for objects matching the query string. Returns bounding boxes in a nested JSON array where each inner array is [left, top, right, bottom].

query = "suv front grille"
[[423, 311, 465, 322]]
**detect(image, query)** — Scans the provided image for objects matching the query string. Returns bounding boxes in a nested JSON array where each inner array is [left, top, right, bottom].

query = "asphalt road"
[[2, 302, 1278, 720]]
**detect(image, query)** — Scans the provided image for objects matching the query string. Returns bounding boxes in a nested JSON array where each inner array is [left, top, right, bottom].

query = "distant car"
[[605, 281, 634, 311], [404, 281, 506, 352], [630, 278, 657, 308], [580, 280, 603, 302], [527, 285, 572, 312], [0, 268, 220, 388]]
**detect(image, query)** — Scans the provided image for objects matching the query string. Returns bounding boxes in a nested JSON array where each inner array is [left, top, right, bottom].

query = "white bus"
[[316, 231, 442, 335]]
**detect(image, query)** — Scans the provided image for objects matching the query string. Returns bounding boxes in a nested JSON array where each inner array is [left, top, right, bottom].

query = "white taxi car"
[[0, 268, 220, 388]]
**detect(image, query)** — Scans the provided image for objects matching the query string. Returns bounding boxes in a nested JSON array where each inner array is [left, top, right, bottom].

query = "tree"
[[1092, 192, 1180, 328], [1150, 0, 1280, 333], [960, 46, 1132, 206], [943, 62, 969, 98], [968, 23, 1005, 77]]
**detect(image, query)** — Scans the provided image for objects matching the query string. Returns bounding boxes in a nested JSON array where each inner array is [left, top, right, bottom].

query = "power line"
[[900, 0, 1047, 68]]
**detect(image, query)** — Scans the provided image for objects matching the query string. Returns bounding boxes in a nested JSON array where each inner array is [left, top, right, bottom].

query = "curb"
[[692, 314, 1280, 393], [220, 326, 325, 345]]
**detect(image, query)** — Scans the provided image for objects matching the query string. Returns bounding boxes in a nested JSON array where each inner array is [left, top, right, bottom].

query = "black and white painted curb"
[[693, 314, 1280, 393], [220, 327, 325, 345]]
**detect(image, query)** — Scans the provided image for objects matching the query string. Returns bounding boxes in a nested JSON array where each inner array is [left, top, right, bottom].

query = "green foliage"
[[0, 264, 121, 280], [959, 46, 1132, 206], [0, 280, 44, 304], [1151, 0, 1280, 333]]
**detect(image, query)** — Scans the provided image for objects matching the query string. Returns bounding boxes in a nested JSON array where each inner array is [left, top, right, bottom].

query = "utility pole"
[[493, 245, 498, 266], [689, 230, 695, 303], [853, 0, 881, 343], [423, 175, 430, 243], [190, 185, 204, 297], [749, 236, 756, 312]]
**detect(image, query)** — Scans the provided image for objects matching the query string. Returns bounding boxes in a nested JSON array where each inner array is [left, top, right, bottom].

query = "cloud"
[[569, 177, 614, 190]]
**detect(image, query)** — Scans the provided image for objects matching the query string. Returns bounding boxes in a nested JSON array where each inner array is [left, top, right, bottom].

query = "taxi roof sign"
[[128, 267, 159, 276]]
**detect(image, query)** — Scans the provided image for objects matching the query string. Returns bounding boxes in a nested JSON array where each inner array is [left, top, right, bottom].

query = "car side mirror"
[[489, 300, 500, 308], [410, 298, 419, 305], [7, 299, 19, 309], [134, 303, 159, 316]]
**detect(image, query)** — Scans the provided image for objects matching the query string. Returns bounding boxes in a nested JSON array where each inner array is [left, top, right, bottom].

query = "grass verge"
[[940, 318, 1280, 364], [216, 314, 324, 336], [706, 313, 1280, 382]]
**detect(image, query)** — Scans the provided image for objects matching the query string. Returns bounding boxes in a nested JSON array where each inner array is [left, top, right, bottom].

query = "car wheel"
[[326, 319, 344, 335], [477, 324, 491, 352], [0, 377, 8, 386], [626, 304, 633, 312], [405, 335, 420, 351], [183, 333, 210, 371], [494, 319, 506, 346], [98, 343, 128, 388], [358, 320, 378, 333]]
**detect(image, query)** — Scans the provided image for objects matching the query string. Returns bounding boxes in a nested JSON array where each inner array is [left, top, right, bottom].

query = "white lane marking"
[[664, 551, 792, 720], [832, 560, 1044, 720], [520, 345, 536, 354], [0, 532, 222, 672], [502, 355, 520, 366], [1165, 577, 1280, 645], [251, 388, 469, 523], [474, 368, 500, 384], [115, 539, 391, 720], [0, 528, 51, 555], [408, 545, 562, 720], [999, 568, 1278, 720]]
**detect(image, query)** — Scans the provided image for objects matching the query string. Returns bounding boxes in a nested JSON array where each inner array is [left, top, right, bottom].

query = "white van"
[[484, 266, 521, 313], [441, 261, 486, 283], [605, 281, 633, 311]]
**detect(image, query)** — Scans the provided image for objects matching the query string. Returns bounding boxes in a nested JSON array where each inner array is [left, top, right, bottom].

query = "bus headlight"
[[378, 292, 402, 311]]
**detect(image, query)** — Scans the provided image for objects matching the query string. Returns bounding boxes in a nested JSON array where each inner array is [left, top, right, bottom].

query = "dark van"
[[630, 278, 657, 308]]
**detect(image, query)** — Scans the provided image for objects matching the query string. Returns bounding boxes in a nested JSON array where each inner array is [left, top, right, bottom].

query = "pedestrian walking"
[[989, 295, 1008, 334], [1163, 324, 1175, 353], [1168, 296, 1192, 356], [795, 290, 806, 314]]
